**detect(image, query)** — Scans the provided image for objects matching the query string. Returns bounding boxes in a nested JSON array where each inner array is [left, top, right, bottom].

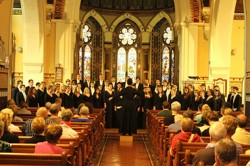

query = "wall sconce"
[[231, 48, 237, 56], [15, 46, 23, 53]]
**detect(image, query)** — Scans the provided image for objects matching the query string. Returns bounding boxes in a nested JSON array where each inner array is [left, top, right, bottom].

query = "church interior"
[[0, 0, 250, 165]]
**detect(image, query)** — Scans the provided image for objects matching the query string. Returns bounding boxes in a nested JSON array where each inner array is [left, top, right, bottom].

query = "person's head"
[[236, 114, 248, 129], [90, 82, 94, 88], [222, 115, 238, 137], [76, 74, 81, 80], [7, 99, 16, 107], [194, 90, 199, 97], [28, 79, 34, 86], [117, 82, 122, 90], [0, 112, 11, 132], [213, 85, 220, 92], [0, 120, 4, 138], [8, 104, 19, 116], [157, 85, 163, 93], [108, 83, 113, 90], [206, 111, 219, 123], [183, 110, 194, 120], [162, 101, 170, 110], [20, 85, 26, 92], [201, 104, 212, 117], [111, 76, 116, 82], [187, 84, 193, 91], [17, 80, 23, 87], [45, 124, 62, 144], [183, 87, 189, 94], [171, 101, 181, 112], [144, 78, 149, 85], [32, 117, 46, 135], [86, 76, 90, 82], [136, 77, 140, 83], [127, 78, 133, 85], [20, 101, 28, 109], [79, 106, 89, 116], [232, 86, 239, 94], [65, 79, 71, 85], [209, 122, 227, 142], [198, 104, 203, 111], [45, 102, 52, 111], [174, 114, 183, 123], [49, 104, 60, 116], [36, 107, 49, 119], [223, 108, 233, 116], [65, 86, 71, 93], [201, 83, 206, 91], [84, 102, 94, 114], [214, 139, 237, 165], [47, 85, 54, 94], [61, 109, 73, 122], [207, 89, 213, 96], [181, 118, 193, 132], [55, 98, 62, 106], [99, 74, 104, 80], [1, 108, 14, 122], [28, 87, 36, 97], [83, 87, 90, 95], [40, 82, 45, 89]]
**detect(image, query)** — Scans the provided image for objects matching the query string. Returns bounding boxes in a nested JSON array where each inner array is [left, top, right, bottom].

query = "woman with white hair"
[[72, 105, 91, 122]]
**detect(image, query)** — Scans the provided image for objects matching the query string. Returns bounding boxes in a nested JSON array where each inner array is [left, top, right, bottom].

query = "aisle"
[[97, 132, 153, 166]]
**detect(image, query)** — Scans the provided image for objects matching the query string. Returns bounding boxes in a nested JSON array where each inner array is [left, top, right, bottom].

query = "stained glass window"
[[127, 48, 137, 81], [119, 25, 137, 45], [117, 47, 126, 82], [81, 24, 91, 43], [163, 26, 172, 45], [162, 47, 170, 82], [83, 45, 91, 80], [171, 50, 175, 83], [79, 47, 83, 78]]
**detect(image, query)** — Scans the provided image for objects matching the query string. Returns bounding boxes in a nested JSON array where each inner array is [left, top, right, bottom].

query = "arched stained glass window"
[[119, 24, 137, 45], [83, 45, 91, 80], [117, 47, 126, 82], [163, 26, 172, 44], [79, 47, 83, 77], [127, 48, 137, 81], [162, 47, 170, 82]]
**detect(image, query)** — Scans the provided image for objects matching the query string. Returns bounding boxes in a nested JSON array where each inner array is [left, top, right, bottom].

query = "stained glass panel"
[[171, 50, 175, 83], [119, 26, 137, 46], [128, 48, 137, 81], [117, 47, 126, 82], [79, 47, 83, 78], [162, 47, 170, 82], [82, 24, 91, 43], [163, 26, 172, 45], [83, 45, 91, 80]]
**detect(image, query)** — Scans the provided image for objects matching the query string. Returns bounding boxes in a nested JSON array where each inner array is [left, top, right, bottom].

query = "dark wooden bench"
[[0, 151, 67, 166]]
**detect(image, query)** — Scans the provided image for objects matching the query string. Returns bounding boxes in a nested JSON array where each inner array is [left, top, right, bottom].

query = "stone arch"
[[146, 11, 174, 33], [81, 10, 108, 33], [110, 13, 144, 32]]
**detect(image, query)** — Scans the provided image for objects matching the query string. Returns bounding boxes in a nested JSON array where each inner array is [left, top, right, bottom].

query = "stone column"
[[244, 0, 250, 116], [20, 0, 45, 84], [208, 0, 237, 92]]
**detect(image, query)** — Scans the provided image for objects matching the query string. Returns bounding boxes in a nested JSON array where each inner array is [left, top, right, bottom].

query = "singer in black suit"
[[16, 85, 26, 106], [94, 74, 105, 89]]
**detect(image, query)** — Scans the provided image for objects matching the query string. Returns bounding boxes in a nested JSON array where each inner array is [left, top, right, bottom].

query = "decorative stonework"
[[54, 0, 65, 19], [190, 0, 202, 22], [12, 8, 22, 15]]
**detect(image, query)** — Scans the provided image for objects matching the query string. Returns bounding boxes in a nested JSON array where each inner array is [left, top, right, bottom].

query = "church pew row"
[[185, 150, 250, 166], [0, 151, 68, 166], [10, 142, 74, 165]]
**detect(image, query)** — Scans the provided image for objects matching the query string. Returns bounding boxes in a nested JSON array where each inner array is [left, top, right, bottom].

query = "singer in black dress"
[[104, 84, 114, 128], [115, 78, 142, 135]]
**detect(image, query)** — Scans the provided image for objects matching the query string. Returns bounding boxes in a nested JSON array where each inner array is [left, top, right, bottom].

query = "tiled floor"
[[99, 135, 152, 166]]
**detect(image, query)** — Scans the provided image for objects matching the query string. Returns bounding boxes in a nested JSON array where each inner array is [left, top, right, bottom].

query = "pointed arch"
[[110, 13, 144, 32], [81, 10, 108, 33], [146, 11, 174, 33]]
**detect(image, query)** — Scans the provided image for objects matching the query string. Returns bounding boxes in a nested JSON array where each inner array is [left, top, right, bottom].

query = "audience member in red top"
[[170, 117, 203, 156], [34, 123, 64, 154]]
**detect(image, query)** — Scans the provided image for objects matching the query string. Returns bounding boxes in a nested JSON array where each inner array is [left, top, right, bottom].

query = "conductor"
[[115, 78, 141, 136]]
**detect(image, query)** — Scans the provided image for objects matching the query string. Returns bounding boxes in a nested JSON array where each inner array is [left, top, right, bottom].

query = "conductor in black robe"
[[115, 78, 142, 135]]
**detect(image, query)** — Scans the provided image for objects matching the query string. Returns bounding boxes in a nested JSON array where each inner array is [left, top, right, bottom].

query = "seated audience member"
[[0, 120, 12, 152], [194, 104, 203, 121], [157, 101, 171, 117], [0, 112, 19, 143], [164, 101, 181, 126], [48, 104, 61, 124], [7, 99, 16, 107], [34, 124, 64, 154], [222, 115, 242, 154], [72, 105, 91, 122], [214, 139, 238, 166], [170, 118, 203, 156], [192, 122, 227, 166], [1, 108, 21, 132], [55, 97, 64, 118], [84, 102, 94, 114], [60, 109, 78, 138], [232, 114, 250, 145], [22, 107, 54, 136], [18, 102, 32, 114], [8, 104, 23, 122], [168, 114, 183, 131], [196, 104, 212, 123], [183, 110, 201, 135], [201, 111, 219, 136], [25, 117, 46, 143], [219, 108, 233, 122]]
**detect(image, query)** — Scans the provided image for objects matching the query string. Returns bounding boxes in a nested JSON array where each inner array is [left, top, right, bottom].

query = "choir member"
[[179, 87, 191, 110], [104, 83, 114, 128], [89, 82, 95, 96], [189, 90, 202, 111], [37, 82, 46, 107], [205, 89, 216, 110], [214, 90, 224, 111], [27, 87, 38, 107], [114, 82, 124, 132], [169, 89, 179, 104], [25, 79, 34, 95], [110, 76, 117, 91], [83, 87, 93, 103], [164, 81, 171, 102], [12, 80, 23, 104], [153, 85, 166, 110], [95, 74, 105, 89], [73, 86, 84, 109], [61, 86, 74, 109], [44, 85, 55, 104], [53, 85, 61, 99], [93, 88, 104, 109], [16, 85, 27, 106]]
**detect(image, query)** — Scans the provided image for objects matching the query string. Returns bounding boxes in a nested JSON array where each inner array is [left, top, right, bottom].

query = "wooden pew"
[[0, 151, 67, 166], [10, 142, 74, 165]]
